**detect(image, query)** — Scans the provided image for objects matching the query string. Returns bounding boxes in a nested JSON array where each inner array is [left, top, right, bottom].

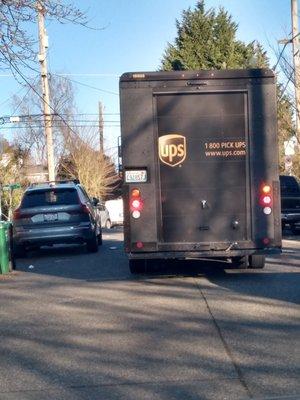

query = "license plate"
[[125, 169, 147, 183], [44, 213, 58, 222]]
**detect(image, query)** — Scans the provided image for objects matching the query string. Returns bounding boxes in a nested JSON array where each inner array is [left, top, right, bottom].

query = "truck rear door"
[[156, 91, 249, 244]]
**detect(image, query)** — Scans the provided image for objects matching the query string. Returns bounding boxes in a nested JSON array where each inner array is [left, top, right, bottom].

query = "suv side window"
[[78, 186, 91, 203], [77, 187, 88, 204]]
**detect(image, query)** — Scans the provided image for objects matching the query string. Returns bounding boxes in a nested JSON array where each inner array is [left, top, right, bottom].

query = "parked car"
[[12, 180, 102, 257], [96, 202, 112, 229], [105, 199, 123, 228], [280, 175, 300, 234]]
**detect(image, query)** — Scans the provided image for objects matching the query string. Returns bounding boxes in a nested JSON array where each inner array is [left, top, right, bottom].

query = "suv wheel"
[[248, 255, 265, 269], [231, 256, 248, 269], [97, 232, 103, 246], [13, 243, 26, 259], [129, 259, 146, 274], [86, 233, 98, 253]]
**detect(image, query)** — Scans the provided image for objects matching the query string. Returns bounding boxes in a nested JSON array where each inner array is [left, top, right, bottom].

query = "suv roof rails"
[[28, 179, 80, 188]]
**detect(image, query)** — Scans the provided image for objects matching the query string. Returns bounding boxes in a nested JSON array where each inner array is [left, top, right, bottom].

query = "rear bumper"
[[281, 212, 300, 225], [13, 223, 94, 246], [111, 220, 123, 227], [128, 247, 282, 260]]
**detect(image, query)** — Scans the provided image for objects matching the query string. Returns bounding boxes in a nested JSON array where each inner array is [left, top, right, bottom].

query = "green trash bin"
[[0, 221, 13, 274]]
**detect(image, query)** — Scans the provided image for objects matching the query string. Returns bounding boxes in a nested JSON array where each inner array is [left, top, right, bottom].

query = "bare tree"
[[274, 44, 300, 177], [0, 137, 29, 219], [58, 128, 121, 200], [12, 74, 76, 166], [0, 0, 88, 71]]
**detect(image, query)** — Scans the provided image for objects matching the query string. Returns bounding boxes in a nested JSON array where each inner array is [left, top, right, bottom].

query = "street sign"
[[2, 183, 21, 191], [284, 136, 298, 156]]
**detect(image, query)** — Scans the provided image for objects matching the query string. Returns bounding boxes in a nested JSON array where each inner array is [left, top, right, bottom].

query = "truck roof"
[[120, 68, 274, 82]]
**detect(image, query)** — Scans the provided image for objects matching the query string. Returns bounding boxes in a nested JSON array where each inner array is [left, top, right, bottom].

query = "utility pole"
[[99, 101, 104, 153], [37, 1, 55, 181], [291, 0, 300, 141]]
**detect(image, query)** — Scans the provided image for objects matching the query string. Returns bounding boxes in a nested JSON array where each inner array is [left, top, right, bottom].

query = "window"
[[22, 189, 79, 208], [280, 176, 300, 195], [77, 186, 91, 203]]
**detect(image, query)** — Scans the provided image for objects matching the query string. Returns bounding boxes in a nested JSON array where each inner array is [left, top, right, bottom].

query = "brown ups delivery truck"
[[119, 69, 282, 273]]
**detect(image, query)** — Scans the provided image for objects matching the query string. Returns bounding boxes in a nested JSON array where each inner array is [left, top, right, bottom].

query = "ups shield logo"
[[159, 134, 187, 167]]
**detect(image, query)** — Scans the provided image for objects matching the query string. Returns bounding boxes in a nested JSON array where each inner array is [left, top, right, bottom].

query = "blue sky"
[[0, 0, 292, 154]]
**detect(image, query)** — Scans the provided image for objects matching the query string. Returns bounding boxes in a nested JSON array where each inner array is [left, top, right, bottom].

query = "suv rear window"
[[21, 188, 79, 208], [280, 176, 300, 195]]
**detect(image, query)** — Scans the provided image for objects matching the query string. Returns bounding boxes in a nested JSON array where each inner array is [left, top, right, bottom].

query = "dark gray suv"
[[12, 181, 102, 257]]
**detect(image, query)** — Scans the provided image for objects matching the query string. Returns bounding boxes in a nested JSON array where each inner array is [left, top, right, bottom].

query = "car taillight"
[[130, 188, 143, 219], [259, 183, 272, 214], [13, 208, 21, 220], [80, 203, 90, 214]]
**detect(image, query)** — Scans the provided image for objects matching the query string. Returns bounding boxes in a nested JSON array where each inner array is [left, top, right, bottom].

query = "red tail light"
[[130, 198, 143, 211], [13, 208, 21, 220], [259, 183, 272, 213], [80, 203, 90, 214], [130, 188, 143, 218], [261, 195, 272, 206]]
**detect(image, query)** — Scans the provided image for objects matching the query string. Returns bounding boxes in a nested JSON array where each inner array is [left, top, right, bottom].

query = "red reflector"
[[132, 199, 141, 209], [263, 237, 270, 245], [262, 195, 272, 205], [136, 241, 143, 249], [130, 197, 143, 212]]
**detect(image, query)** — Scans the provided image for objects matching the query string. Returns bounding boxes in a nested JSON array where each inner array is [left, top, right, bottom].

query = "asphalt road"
[[0, 228, 299, 400]]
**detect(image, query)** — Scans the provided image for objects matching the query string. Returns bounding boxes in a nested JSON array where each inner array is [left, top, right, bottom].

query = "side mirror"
[[92, 197, 99, 206]]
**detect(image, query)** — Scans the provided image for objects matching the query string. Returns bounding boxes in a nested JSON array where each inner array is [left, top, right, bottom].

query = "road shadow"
[[140, 256, 300, 305], [13, 226, 300, 305]]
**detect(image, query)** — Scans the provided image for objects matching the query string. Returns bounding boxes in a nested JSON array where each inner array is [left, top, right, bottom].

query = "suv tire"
[[86, 233, 98, 253], [105, 219, 112, 229], [232, 256, 248, 269], [248, 255, 265, 269], [129, 259, 146, 274], [13, 243, 26, 259]]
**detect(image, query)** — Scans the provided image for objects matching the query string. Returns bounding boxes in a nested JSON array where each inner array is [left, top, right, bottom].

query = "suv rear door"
[[16, 187, 89, 228]]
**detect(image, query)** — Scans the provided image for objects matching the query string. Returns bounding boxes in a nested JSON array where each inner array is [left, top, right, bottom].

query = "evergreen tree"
[[160, 1, 297, 176], [161, 1, 268, 71]]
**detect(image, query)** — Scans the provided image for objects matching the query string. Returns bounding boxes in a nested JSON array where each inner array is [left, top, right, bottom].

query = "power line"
[[0, 73, 121, 77], [274, 42, 289, 70], [57, 112, 120, 116], [6, 119, 120, 123], [0, 53, 92, 140], [56, 73, 120, 77], [2, 125, 120, 130], [2, 117, 120, 124], [274, 31, 300, 70], [10, 78, 37, 116], [0, 84, 31, 108], [53, 73, 119, 95], [279, 70, 294, 100], [1, 47, 119, 97]]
